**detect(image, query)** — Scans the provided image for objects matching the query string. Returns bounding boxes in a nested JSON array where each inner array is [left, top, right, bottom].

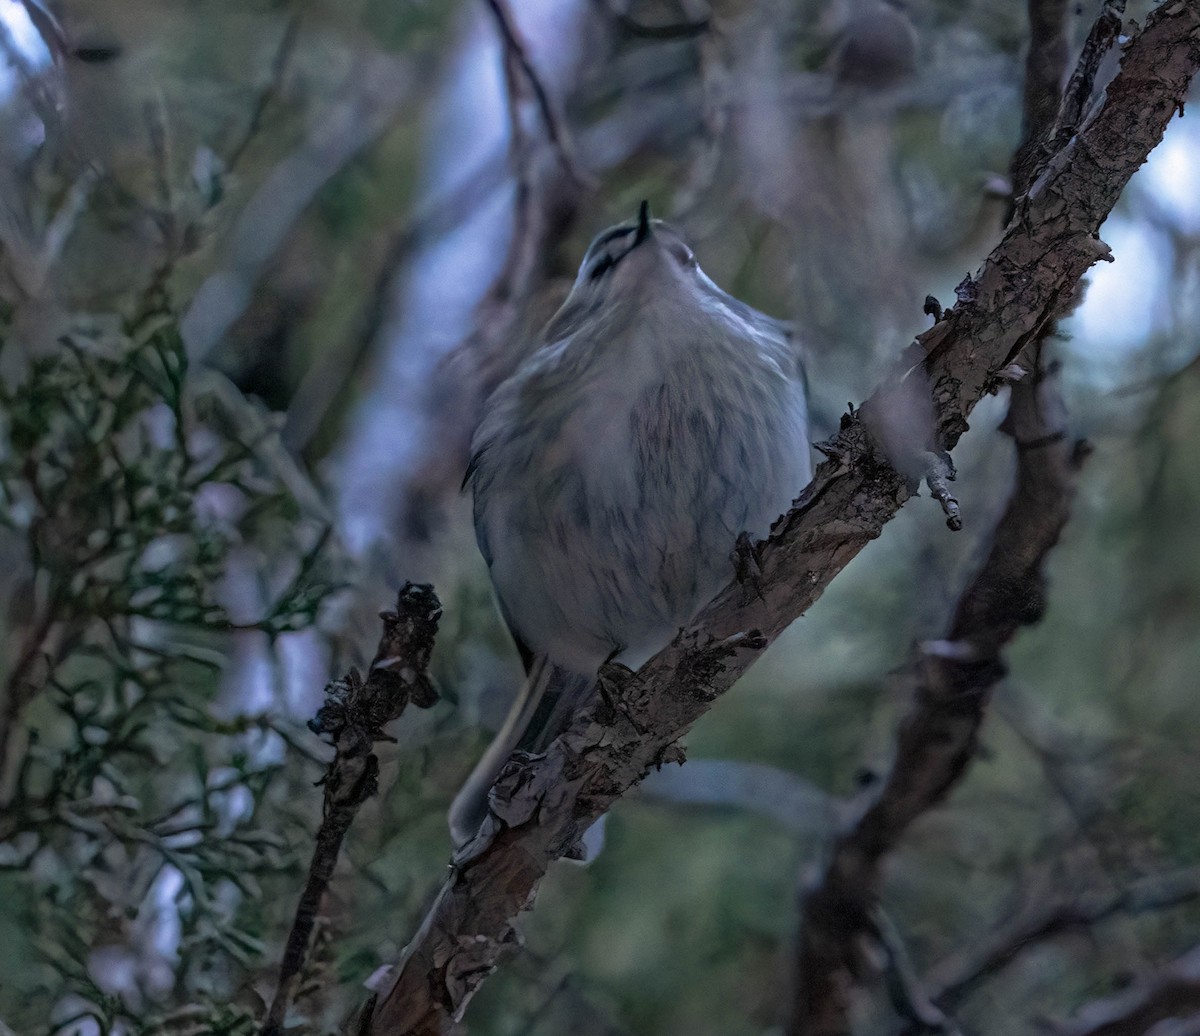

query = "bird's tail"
[[448, 655, 593, 847]]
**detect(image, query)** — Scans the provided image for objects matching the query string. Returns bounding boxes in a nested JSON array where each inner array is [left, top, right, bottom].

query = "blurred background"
[[0, 0, 1198, 1033]]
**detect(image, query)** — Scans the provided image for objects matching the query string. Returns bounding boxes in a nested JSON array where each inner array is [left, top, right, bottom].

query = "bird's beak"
[[632, 199, 652, 247]]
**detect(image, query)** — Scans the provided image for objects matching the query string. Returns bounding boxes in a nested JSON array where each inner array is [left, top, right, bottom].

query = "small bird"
[[449, 202, 812, 847]]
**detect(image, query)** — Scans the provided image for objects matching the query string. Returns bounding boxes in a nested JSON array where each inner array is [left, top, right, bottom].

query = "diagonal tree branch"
[[359, 4, 1200, 1033], [790, 352, 1083, 1036], [926, 865, 1200, 1009], [1010, 0, 1071, 198], [481, 0, 590, 186], [1058, 944, 1200, 1036], [790, 0, 1104, 1025]]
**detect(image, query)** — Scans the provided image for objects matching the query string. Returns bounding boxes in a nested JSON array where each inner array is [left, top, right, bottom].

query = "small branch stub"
[[263, 582, 442, 1036]]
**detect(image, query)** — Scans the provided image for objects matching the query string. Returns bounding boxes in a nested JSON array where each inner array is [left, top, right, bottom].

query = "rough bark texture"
[[362, 5, 1200, 1033], [786, 0, 1099, 1024], [789, 360, 1082, 1036], [1010, 0, 1070, 197]]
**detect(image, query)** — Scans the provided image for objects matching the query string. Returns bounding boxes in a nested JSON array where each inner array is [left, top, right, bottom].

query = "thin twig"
[[1057, 944, 1200, 1036], [0, 592, 64, 795], [261, 583, 442, 1036], [481, 0, 590, 186], [996, 683, 1136, 893], [875, 907, 963, 1036], [926, 864, 1200, 1008], [391, 13, 591, 537], [17, 0, 67, 61], [226, 11, 303, 175]]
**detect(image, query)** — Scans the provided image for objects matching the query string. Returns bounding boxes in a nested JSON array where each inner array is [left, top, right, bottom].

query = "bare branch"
[[1009, 0, 1127, 215], [926, 866, 1200, 1009], [1054, 1, 1128, 148], [790, 355, 1082, 1035], [181, 51, 412, 362], [481, 0, 590, 186], [1009, 0, 1071, 200], [17, 0, 67, 62], [357, 5, 1200, 1032], [789, 0, 1117, 1024], [1058, 945, 1200, 1036], [261, 583, 442, 1036], [875, 907, 963, 1036], [394, 108, 588, 540], [226, 11, 304, 175]]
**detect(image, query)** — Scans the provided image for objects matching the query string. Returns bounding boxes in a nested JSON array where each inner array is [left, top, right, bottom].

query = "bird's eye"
[[671, 243, 696, 267], [588, 254, 615, 281]]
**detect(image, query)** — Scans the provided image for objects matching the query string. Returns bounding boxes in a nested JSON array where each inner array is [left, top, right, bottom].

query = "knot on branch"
[[593, 659, 650, 733], [317, 746, 381, 809], [917, 641, 1009, 706], [488, 749, 560, 829], [672, 628, 768, 703]]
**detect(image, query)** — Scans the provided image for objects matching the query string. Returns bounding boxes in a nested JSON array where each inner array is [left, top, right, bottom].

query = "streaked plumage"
[[449, 204, 812, 846]]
